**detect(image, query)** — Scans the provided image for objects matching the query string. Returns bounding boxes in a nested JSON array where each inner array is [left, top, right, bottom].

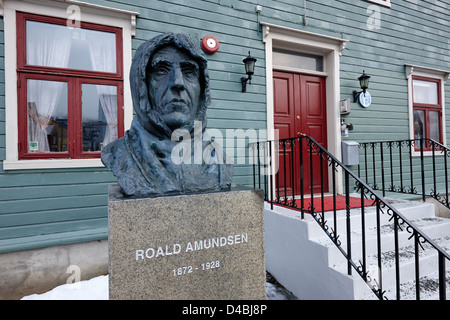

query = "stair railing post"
[[431, 140, 437, 199], [398, 141, 404, 192], [388, 142, 394, 191], [438, 252, 446, 300], [372, 143, 377, 189], [269, 141, 274, 210], [276, 141, 280, 203], [394, 213, 400, 300], [290, 138, 296, 207], [310, 140, 314, 213], [380, 142, 385, 197], [408, 140, 414, 194], [320, 149, 325, 227], [360, 182, 366, 279], [414, 231, 421, 300], [263, 142, 268, 201], [345, 170, 352, 276], [445, 148, 449, 208], [299, 137, 304, 219], [420, 139, 426, 202], [376, 199, 383, 297], [283, 140, 287, 204], [333, 159, 338, 244]]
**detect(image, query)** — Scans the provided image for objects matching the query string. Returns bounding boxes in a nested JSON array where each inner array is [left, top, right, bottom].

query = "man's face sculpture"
[[101, 34, 233, 197], [147, 45, 202, 131]]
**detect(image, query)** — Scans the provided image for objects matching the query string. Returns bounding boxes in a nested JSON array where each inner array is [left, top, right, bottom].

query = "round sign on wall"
[[202, 35, 219, 54]]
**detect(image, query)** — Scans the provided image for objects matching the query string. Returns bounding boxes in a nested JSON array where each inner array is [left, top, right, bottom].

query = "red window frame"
[[16, 12, 124, 160], [412, 76, 442, 151]]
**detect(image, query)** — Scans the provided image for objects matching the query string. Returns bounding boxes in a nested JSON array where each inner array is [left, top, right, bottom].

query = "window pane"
[[413, 79, 438, 104], [413, 109, 425, 140], [429, 111, 440, 142], [82, 84, 118, 152], [26, 20, 116, 73], [273, 49, 324, 72], [27, 79, 68, 152]]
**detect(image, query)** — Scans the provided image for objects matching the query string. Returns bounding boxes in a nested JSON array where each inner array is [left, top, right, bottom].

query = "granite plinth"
[[108, 185, 266, 300]]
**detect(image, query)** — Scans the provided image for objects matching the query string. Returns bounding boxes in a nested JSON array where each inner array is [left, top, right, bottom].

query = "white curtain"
[[413, 79, 438, 105], [97, 85, 118, 146], [26, 22, 72, 152], [86, 30, 118, 147], [413, 110, 425, 140]]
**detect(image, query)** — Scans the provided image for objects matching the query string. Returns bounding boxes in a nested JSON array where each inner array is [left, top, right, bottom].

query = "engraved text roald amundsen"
[[135, 233, 248, 260]]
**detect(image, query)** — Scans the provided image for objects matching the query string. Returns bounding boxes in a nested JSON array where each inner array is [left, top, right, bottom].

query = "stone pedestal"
[[108, 185, 266, 300]]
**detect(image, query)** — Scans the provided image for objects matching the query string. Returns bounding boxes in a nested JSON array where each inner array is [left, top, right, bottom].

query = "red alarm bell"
[[202, 35, 219, 54]]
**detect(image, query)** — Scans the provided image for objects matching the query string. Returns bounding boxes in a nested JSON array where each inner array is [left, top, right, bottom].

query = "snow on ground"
[[21, 273, 297, 300], [21, 275, 109, 300]]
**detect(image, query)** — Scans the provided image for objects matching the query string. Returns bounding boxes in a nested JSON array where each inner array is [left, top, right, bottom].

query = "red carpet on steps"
[[274, 195, 375, 212]]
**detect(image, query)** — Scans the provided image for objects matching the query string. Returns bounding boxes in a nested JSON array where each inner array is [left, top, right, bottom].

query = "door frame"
[[261, 22, 348, 195]]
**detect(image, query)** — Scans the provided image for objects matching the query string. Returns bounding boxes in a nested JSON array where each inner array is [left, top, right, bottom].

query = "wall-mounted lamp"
[[241, 51, 257, 92], [341, 119, 354, 137], [353, 70, 372, 107]]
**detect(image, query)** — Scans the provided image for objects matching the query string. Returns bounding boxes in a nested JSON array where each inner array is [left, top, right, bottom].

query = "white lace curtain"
[[26, 23, 72, 152], [86, 31, 118, 147]]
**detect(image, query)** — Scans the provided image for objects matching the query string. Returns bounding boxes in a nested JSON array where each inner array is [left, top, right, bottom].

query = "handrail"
[[250, 135, 449, 300], [358, 138, 449, 209]]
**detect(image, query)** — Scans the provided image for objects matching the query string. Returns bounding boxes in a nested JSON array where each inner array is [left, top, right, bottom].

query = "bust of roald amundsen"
[[101, 33, 233, 197]]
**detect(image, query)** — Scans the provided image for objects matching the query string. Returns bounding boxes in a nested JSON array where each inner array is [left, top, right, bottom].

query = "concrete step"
[[309, 199, 450, 300], [306, 197, 436, 241], [321, 216, 450, 264], [383, 270, 450, 300], [264, 198, 450, 300]]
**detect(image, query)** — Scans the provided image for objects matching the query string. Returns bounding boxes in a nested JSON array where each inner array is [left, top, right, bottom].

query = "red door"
[[273, 71, 328, 197]]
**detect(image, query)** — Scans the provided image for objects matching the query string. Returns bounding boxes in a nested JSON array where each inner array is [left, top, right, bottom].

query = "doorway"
[[273, 70, 328, 196]]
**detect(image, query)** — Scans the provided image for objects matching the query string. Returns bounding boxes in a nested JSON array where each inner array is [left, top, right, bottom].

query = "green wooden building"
[[0, 0, 448, 298]]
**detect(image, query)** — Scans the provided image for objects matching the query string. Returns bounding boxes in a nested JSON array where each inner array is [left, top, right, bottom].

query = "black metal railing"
[[251, 135, 449, 300], [358, 139, 449, 209]]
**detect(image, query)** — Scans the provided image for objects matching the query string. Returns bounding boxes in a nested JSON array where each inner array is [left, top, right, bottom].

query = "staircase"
[[264, 198, 450, 300], [252, 135, 450, 300], [310, 198, 450, 300]]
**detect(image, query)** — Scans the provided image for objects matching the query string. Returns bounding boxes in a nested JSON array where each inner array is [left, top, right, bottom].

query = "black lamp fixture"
[[353, 70, 371, 102], [241, 51, 257, 92]]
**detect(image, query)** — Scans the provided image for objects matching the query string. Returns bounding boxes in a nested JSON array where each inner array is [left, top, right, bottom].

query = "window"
[[273, 49, 324, 72], [406, 64, 449, 154], [16, 12, 124, 160], [412, 76, 442, 147]]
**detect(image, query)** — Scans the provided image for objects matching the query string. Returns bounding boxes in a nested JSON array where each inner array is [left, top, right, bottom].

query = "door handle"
[[296, 116, 300, 120]]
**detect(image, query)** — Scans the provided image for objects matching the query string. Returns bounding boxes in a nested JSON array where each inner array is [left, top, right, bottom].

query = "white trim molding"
[[2, 0, 138, 170], [405, 64, 449, 156], [63, 0, 139, 36], [366, 0, 391, 8], [405, 64, 450, 82], [261, 22, 348, 194]]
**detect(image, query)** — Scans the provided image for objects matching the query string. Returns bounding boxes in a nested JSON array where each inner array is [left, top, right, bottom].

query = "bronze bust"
[[101, 33, 233, 197]]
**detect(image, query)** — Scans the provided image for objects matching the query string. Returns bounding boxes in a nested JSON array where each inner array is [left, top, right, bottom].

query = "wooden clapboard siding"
[[0, 169, 115, 252], [0, 0, 449, 253]]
